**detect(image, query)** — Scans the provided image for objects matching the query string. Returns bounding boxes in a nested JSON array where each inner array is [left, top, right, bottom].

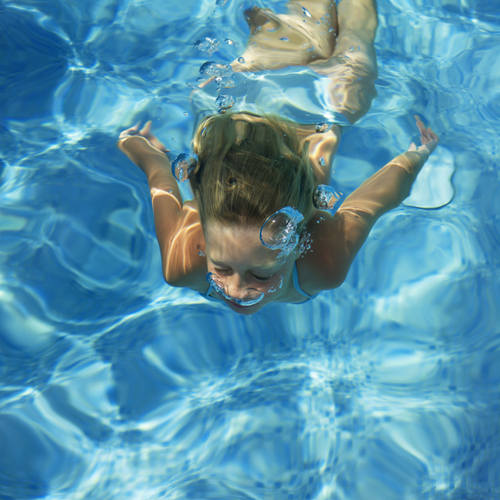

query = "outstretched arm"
[[305, 116, 439, 290], [118, 122, 206, 287], [340, 116, 438, 220]]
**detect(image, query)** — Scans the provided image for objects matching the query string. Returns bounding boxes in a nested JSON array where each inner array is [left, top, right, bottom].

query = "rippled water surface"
[[1, 0, 499, 498]]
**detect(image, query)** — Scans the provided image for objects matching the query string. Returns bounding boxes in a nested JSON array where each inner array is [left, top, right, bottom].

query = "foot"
[[231, 0, 338, 72]]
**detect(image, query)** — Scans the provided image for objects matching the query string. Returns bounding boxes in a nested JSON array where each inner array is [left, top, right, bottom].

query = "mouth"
[[225, 297, 259, 313], [206, 272, 264, 308]]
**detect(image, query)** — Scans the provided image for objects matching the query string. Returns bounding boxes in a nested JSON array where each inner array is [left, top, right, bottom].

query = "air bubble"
[[199, 61, 232, 77], [194, 37, 220, 55], [217, 77, 235, 89], [313, 184, 346, 212], [315, 122, 329, 133], [319, 157, 326, 167], [172, 153, 195, 182], [302, 7, 312, 17], [237, 56, 245, 63], [260, 207, 304, 258], [280, 36, 289, 42], [267, 276, 284, 294], [216, 94, 235, 111]]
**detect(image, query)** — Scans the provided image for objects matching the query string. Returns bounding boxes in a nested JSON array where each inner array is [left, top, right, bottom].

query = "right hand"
[[408, 115, 439, 158], [117, 121, 169, 170], [118, 118, 167, 151]]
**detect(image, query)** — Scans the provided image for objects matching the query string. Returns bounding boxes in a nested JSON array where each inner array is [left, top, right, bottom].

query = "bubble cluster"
[[199, 61, 232, 78], [315, 122, 329, 133], [216, 94, 235, 112], [313, 184, 346, 213], [199, 61, 236, 112], [172, 153, 195, 182], [297, 231, 313, 257], [194, 37, 220, 55]]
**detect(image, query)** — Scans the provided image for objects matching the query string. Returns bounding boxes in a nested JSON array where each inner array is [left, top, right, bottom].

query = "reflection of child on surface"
[[118, 0, 438, 314]]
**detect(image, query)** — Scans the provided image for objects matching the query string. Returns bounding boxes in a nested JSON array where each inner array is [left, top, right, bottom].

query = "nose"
[[226, 274, 254, 300]]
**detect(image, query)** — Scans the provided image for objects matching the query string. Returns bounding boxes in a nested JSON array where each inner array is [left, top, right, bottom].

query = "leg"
[[231, 0, 378, 124], [231, 0, 338, 72], [313, 0, 378, 123]]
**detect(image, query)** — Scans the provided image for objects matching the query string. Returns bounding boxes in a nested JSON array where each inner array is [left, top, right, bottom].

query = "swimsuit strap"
[[292, 262, 316, 300]]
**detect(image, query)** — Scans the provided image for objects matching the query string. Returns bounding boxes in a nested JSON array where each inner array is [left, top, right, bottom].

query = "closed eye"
[[214, 268, 231, 276], [251, 273, 272, 282]]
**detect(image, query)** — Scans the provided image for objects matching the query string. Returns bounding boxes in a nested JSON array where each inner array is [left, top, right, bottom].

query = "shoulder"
[[296, 209, 355, 293]]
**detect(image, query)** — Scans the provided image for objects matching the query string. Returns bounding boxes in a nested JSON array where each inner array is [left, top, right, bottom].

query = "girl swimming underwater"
[[118, 0, 438, 314]]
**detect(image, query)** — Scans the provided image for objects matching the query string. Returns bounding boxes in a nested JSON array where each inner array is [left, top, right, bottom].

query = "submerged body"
[[118, 0, 438, 314]]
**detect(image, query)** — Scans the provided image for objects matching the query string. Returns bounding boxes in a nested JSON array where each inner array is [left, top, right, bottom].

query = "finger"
[[422, 123, 434, 140], [426, 128, 437, 143], [414, 114, 424, 125], [414, 116, 427, 136], [119, 126, 139, 140], [140, 121, 152, 136], [422, 128, 432, 142]]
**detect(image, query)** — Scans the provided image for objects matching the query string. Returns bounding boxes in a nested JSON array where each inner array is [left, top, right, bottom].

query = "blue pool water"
[[1, 0, 499, 498]]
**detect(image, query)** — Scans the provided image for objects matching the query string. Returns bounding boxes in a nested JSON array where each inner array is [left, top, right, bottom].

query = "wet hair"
[[190, 111, 315, 231]]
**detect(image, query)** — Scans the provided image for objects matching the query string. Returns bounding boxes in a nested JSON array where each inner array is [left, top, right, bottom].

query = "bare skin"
[[118, 0, 439, 313]]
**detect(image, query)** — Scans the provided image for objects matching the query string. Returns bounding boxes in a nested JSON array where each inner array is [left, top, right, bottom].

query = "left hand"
[[408, 115, 439, 157]]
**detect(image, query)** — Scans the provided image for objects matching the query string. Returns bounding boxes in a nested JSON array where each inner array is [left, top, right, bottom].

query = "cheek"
[[252, 273, 285, 294]]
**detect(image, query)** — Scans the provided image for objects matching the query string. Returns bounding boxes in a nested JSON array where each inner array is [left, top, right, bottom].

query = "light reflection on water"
[[0, 0, 499, 498]]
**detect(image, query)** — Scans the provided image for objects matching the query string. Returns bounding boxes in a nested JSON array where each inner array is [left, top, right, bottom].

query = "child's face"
[[204, 221, 293, 314]]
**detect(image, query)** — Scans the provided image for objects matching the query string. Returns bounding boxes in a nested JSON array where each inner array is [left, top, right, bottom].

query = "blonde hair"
[[190, 112, 315, 230]]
